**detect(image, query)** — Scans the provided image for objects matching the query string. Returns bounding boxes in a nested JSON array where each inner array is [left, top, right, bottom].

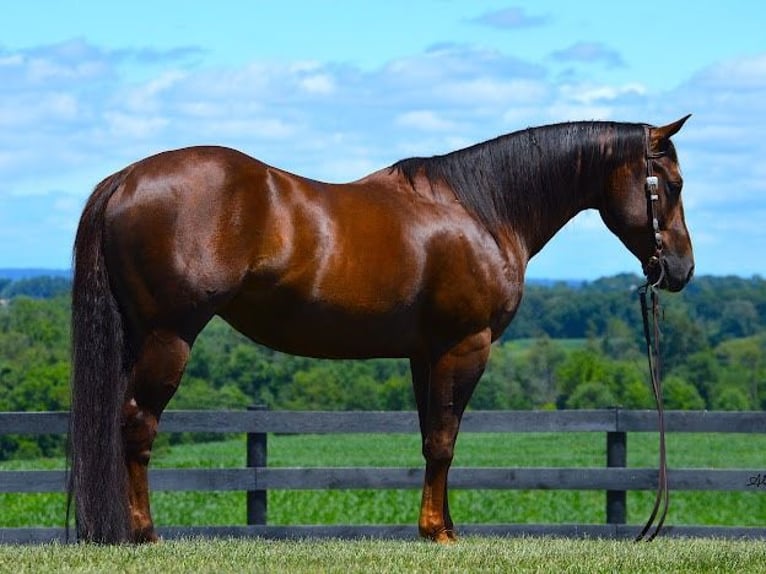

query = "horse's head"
[[600, 115, 694, 292]]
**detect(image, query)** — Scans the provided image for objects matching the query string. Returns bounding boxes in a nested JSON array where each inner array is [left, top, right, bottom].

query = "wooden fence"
[[1, 408, 766, 543]]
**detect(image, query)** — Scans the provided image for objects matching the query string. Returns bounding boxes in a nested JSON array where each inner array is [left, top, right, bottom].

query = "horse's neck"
[[507, 157, 599, 261]]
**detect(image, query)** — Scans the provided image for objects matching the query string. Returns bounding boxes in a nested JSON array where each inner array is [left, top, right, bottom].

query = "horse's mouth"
[[644, 256, 694, 292]]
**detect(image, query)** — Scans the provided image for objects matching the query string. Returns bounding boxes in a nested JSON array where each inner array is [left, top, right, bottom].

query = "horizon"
[[1, 268, 762, 285], [1, 2, 764, 279]]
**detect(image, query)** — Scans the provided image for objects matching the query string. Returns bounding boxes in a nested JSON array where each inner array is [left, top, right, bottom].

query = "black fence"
[[1, 408, 766, 543]]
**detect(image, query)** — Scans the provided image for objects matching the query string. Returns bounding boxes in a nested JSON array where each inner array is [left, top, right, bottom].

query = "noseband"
[[636, 126, 668, 542]]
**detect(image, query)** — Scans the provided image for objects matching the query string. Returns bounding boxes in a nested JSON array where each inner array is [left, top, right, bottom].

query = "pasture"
[[2, 431, 766, 529], [2, 537, 766, 573]]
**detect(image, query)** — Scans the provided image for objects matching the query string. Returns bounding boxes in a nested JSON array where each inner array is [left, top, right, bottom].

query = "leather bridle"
[[643, 126, 667, 289], [636, 126, 669, 542]]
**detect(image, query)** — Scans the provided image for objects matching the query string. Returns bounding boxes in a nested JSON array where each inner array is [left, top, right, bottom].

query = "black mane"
[[391, 121, 647, 240]]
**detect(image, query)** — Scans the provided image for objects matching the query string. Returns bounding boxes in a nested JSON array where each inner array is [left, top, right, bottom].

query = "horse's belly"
[[218, 287, 421, 359]]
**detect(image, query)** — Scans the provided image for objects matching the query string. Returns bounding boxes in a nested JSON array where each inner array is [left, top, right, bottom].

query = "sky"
[[0, 1, 764, 279]]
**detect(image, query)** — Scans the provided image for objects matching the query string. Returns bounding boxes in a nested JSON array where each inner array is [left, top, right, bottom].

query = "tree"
[[555, 346, 609, 407], [605, 360, 648, 406], [663, 375, 705, 410], [712, 387, 751, 411], [523, 337, 566, 407], [566, 381, 616, 409], [670, 351, 721, 407], [379, 375, 415, 410], [602, 318, 641, 360], [715, 335, 765, 408], [620, 380, 654, 409], [172, 376, 249, 410], [659, 306, 709, 373], [715, 299, 760, 343], [1, 276, 71, 299]]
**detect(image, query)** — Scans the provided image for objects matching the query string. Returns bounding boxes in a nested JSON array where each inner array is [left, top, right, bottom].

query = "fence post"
[[247, 404, 268, 526], [606, 407, 627, 526]]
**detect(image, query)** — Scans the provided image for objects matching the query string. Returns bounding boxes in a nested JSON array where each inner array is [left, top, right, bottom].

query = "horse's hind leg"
[[122, 329, 191, 542]]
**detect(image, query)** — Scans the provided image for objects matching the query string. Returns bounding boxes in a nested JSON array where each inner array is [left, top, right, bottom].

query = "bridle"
[[643, 125, 667, 289], [636, 126, 669, 542]]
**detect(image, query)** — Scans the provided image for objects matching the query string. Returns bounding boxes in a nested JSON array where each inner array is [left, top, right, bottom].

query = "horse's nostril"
[[686, 264, 695, 283]]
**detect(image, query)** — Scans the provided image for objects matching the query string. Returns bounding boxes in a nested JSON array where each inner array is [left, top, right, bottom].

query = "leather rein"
[[635, 127, 669, 541]]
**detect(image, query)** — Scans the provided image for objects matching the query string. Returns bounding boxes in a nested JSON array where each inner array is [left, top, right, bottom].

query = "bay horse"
[[70, 116, 694, 543]]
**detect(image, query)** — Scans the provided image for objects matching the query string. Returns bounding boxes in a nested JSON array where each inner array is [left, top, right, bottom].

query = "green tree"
[[1, 276, 71, 299], [566, 381, 616, 409], [379, 375, 415, 410], [715, 335, 765, 408], [555, 346, 609, 407], [620, 380, 654, 409], [173, 377, 249, 410], [476, 342, 529, 409], [670, 351, 721, 407], [659, 306, 709, 373], [602, 318, 641, 360], [523, 337, 566, 406], [663, 375, 705, 410], [715, 299, 760, 342], [712, 386, 751, 411]]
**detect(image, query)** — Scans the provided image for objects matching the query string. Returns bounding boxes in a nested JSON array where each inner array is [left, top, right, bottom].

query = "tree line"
[[0, 273, 764, 459]]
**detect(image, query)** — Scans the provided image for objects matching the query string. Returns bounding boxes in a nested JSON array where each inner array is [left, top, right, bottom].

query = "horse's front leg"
[[411, 329, 491, 543]]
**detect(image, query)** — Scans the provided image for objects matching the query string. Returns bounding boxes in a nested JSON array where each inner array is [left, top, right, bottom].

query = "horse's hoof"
[[422, 527, 458, 544], [132, 527, 159, 544]]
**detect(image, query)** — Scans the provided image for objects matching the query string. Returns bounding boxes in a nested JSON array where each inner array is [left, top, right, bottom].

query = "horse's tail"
[[69, 169, 132, 543]]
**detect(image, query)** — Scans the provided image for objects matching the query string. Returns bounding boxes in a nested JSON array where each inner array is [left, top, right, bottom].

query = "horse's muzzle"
[[646, 254, 694, 292]]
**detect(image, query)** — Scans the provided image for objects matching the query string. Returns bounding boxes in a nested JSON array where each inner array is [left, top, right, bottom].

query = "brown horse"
[[69, 116, 694, 543]]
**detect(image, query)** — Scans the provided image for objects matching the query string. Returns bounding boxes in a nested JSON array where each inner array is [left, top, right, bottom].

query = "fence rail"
[[1, 408, 766, 543]]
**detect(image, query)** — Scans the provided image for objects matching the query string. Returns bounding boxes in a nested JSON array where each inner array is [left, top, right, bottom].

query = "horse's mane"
[[391, 121, 647, 240]]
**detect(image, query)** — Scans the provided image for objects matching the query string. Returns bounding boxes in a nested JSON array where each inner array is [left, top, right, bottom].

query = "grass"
[[2, 430, 766, 531], [2, 537, 766, 573]]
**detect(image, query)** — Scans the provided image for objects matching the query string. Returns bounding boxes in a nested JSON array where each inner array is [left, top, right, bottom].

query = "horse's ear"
[[652, 114, 692, 143]]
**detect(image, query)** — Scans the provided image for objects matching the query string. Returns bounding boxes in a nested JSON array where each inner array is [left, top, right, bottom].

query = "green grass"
[[2, 537, 766, 573], [2, 432, 766, 529]]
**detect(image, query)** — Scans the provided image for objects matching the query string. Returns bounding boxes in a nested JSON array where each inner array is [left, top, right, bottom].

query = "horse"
[[69, 116, 694, 543]]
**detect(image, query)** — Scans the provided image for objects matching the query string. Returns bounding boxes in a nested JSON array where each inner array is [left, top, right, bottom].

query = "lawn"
[[2, 537, 766, 574]]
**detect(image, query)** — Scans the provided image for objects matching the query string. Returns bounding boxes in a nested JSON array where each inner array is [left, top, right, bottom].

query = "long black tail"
[[69, 169, 132, 543]]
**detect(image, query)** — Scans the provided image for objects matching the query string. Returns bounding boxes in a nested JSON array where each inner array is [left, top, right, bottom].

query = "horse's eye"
[[667, 180, 683, 195]]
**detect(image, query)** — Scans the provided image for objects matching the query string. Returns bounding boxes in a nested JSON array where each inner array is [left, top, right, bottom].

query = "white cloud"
[[550, 42, 625, 68], [103, 112, 169, 138], [198, 118, 297, 140], [0, 54, 23, 67], [470, 7, 549, 29], [0, 93, 79, 127], [544, 103, 614, 123], [395, 110, 457, 132], [299, 74, 335, 95], [559, 82, 646, 105], [440, 78, 548, 106], [117, 70, 188, 117], [691, 53, 766, 89]]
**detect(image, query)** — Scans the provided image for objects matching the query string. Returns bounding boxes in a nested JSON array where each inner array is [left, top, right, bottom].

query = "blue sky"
[[1, 1, 764, 279]]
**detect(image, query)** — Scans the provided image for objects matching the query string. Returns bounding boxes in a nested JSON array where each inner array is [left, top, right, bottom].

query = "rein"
[[635, 127, 669, 542]]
